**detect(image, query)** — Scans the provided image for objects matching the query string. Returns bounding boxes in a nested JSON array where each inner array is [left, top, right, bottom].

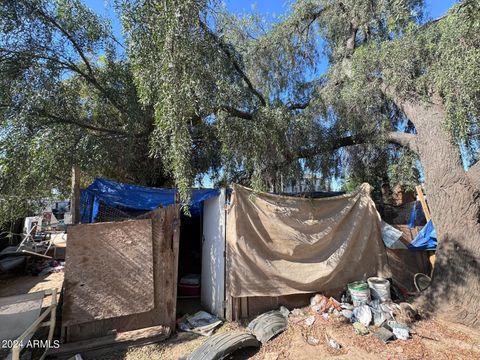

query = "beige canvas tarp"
[[227, 183, 389, 298]]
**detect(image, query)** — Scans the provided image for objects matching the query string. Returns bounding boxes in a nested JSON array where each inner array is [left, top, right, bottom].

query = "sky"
[[86, 0, 459, 44]]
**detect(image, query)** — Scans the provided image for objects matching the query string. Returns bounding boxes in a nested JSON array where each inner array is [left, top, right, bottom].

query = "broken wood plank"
[[49, 325, 170, 358], [415, 185, 431, 222]]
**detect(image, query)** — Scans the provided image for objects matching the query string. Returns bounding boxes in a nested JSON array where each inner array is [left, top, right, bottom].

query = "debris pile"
[[178, 311, 222, 337], [289, 276, 417, 347]]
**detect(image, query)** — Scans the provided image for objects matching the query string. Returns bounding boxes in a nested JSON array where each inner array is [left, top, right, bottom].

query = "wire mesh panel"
[[94, 202, 134, 223]]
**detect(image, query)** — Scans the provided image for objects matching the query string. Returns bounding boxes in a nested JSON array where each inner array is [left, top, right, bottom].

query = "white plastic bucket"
[[367, 277, 391, 302], [348, 281, 371, 306]]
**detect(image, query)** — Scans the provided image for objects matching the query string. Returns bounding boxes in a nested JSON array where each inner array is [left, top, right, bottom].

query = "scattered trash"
[[325, 334, 341, 349], [388, 321, 410, 340], [279, 306, 290, 318], [369, 300, 392, 326], [353, 305, 372, 326], [310, 294, 342, 313], [375, 326, 395, 343], [290, 308, 304, 317], [304, 316, 316, 326], [367, 277, 391, 302], [348, 281, 371, 306], [178, 311, 222, 336], [341, 309, 353, 320], [341, 303, 354, 310], [306, 336, 320, 346], [32, 259, 64, 276], [322, 313, 329, 320], [353, 322, 369, 336]]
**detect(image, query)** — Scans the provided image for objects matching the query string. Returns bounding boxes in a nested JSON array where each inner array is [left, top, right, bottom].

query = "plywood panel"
[[65, 205, 180, 342], [63, 219, 154, 326], [228, 293, 313, 321]]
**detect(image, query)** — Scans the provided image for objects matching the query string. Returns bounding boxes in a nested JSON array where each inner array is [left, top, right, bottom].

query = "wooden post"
[[415, 185, 431, 222], [71, 166, 81, 224]]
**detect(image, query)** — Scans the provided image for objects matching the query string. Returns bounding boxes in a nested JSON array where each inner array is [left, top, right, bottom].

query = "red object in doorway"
[[178, 284, 201, 297], [179, 274, 201, 296]]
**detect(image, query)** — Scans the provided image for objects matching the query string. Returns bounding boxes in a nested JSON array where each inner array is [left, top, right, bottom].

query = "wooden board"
[[227, 293, 313, 321], [49, 325, 170, 359], [386, 249, 431, 292], [62, 219, 154, 327], [65, 205, 180, 342]]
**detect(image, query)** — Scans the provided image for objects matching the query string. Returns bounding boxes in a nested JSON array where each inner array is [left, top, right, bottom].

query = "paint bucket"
[[367, 277, 391, 302], [348, 281, 371, 306]]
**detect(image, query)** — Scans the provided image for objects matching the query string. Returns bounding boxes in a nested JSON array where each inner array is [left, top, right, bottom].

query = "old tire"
[[186, 331, 260, 360]]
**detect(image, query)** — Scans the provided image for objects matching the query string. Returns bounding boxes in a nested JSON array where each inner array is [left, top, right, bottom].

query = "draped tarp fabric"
[[80, 178, 219, 222], [226, 183, 389, 298]]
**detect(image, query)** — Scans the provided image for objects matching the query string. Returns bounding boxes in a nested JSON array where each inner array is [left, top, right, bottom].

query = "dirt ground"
[[2, 272, 478, 359], [93, 309, 480, 360]]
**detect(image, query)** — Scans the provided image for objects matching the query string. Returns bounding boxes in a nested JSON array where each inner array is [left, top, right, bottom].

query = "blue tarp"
[[80, 178, 219, 223], [407, 201, 426, 229], [408, 220, 437, 250]]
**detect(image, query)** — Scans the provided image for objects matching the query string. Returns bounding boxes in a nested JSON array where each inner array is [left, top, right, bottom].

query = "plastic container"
[[348, 281, 371, 306], [179, 274, 201, 296], [178, 284, 200, 296], [367, 277, 391, 302]]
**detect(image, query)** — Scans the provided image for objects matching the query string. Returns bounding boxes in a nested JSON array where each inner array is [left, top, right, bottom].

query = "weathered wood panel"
[[227, 293, 313, 321], [65, 205, 180, 342], [63, 219, 154, 327]]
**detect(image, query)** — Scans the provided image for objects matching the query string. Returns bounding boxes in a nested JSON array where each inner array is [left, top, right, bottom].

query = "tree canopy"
[[0, 0, 479, 220], [122, 0, 479, 198]]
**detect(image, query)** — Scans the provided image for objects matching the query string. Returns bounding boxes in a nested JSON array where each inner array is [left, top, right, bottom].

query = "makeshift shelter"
[[63, 178, 429, 345], [222, 183, 390, 320], [62, 179, 221, 344]]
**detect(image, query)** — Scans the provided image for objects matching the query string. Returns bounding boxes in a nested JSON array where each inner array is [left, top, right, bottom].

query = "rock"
[[326, 337, 341, 349], [306, 336, 320, 346], [290, 308, 304, 317], [304, 316, 316, 326]]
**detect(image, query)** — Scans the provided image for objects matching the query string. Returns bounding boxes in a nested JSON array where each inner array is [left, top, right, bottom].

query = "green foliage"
[[1, 0, 478, 222], [387, 150, 421, 192], [0, 0, 170, 222]]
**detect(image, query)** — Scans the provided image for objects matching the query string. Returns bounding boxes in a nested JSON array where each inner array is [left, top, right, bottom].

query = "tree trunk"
[[395, 95, 480, 328]]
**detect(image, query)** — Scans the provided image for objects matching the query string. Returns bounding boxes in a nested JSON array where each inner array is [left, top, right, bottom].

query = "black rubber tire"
[[186, 331, 260, 360], [247, 310, 288, 344]]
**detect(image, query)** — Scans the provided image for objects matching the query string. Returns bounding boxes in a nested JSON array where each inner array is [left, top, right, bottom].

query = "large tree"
[[123, 0, 480, 327], [0, 0, 220, 221]]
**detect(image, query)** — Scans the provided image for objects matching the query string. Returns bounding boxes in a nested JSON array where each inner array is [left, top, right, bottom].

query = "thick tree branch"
[[220, 106, 254, 120], [299, 131, 417, 158], [386, 132, 418, 151], [199, 20, 267, 107], [29, 4, 129, 117], [36, 111, 130, 137], [287, 101, 310, 110]]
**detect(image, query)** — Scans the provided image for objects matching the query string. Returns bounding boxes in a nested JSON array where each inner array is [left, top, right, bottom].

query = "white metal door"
[[201, 189, 226, 318]]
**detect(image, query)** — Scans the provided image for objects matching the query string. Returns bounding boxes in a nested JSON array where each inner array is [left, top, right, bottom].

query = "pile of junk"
[[183, 276, 419, 359]]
